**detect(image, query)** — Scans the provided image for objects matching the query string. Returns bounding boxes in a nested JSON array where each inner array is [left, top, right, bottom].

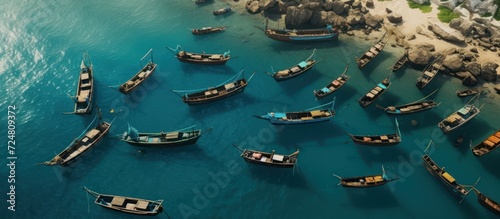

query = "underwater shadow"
[[179, 63, 235, 74], [476, 153, 500, 180], [342, 185, 399, 208], [245, 163, 313, 190], [187, 93, 260, 118], [273, 121, 345, 147]]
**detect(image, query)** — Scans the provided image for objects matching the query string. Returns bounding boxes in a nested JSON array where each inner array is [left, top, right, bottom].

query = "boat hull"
[[243, 158, 295, 168], [123, 135, 201, 147], [266, 116, 331, 125], [184, 85, 246, 105], [422, 155, 468, 198], [177, 57, 228, 65]]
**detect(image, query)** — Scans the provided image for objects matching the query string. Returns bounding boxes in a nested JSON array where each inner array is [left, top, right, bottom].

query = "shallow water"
[[1, 1, 500, 218]]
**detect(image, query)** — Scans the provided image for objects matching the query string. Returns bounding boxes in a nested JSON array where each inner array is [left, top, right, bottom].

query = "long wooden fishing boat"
[[71, 52, 94, 114], [333, 166, 397, 188], [213, 7, 232, 15], [456, 87, 482, 97], [43, 111, 112, 166], [119, 49, 157, 94], [233, 144, 299, 168], [256, 98, 335, 125], [471, 129, 500, 156], [422, 154, 470, 197], [345, 119, 401, 146], [167, 45, 230, 65], [378, 89, 440, 115], [313, 64, 350, 99], [390, 50, 408, 71], [121, 124, 202, 147], [82, 187, 164, 215], [355, 32, 387, 69], [191, 26, 226, 35], [172, 70, 254, 105], [263, 18, 339, 42], [358, 72, 391, 108], [472, 188, 500, 216], [267, 49, 322, 81], [416, 55, 443, 90], [438, 93, 481, 133]]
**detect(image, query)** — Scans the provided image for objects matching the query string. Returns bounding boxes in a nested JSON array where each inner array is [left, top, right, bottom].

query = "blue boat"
[[256, 98, 335, 125], [358, 72, 391, 108], [313, 64, 350, 99], [266, 49, 322, 81], [264, 18, 339, 42]]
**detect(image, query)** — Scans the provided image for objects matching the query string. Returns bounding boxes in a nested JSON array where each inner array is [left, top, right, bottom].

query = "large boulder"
[[341, 0, 354, 5], [323, 0, 334, 11], [332, 1, 345, 15], [448, 18, 473, 36], [408, 42, 435, 66], [462, 74, 478, 86], [442, 54, 464, 72], [345, 10, 365, 26], [466, 62, 481, 77], [307, 2, 323, 10], [364, 13, 383, 28], [310, 11, 338, 26], [259, 0, 278, 10], [453, 7, 470, 17], [246, 1, 261, 14], [352, 0, 362, 9], [412, 0, 429, 4], [481, 62, 499, 82], [428, 23, 465, 44], [285, 6, 314, 28], [387, 14, 403, 24], [366, 0, 374, 8], [494, 84, 500, 94], [473, 23, 490, 37]]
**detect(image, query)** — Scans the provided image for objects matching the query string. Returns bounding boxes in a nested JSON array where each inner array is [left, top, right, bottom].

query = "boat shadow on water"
[[343, 186, 399, 209], [52, 137, 115, 180], [187, 94, 260, 117], [353, 143, 410, 166], [246, 164, 312, 190], [274, 122, 346, 147], [476, 154, 500, 180], [179, 62, 236, 74], [275, 70, 323, 96]]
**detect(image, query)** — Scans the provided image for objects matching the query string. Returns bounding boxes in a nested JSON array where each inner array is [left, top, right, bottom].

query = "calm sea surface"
[[1, 1, 500, 218]]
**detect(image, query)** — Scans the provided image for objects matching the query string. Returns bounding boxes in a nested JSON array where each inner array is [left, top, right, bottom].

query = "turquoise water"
[[1, 1, 500, 218]]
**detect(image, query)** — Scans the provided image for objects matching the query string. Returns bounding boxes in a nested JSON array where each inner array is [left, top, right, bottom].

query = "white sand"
[[366, 0, 499, 64]]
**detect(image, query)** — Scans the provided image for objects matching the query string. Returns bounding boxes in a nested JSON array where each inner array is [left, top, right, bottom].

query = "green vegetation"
[[482, 12, 493, 17], [495, 0, 500, 20], [437, 6, 460, 23], [407, 0, 432, 13]]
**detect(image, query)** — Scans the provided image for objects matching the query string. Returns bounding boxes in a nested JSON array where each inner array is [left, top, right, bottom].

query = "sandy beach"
[[365, 0, 499, 64]]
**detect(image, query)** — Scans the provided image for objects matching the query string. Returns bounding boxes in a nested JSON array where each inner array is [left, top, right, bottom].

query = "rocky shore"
[[241, 0, 500, 93]]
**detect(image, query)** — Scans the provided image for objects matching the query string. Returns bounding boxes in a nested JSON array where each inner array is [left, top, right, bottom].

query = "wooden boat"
[[82, 187, 164, 215], [263, 18, 339, 42], [267, 49, 322, 81], [333, 166, 398, 188], [43, 111, 112, 166], [70, 52, 94, 115], [191, 26, 226, 35], [438, 93, 481, 133], [313, 64, 350, 99], [390, 50, 408, 71], [471, 129, 500, 156], [416, 55, 443, 90], [355, 32, 387, 69], [171, 70, 255, 105], [233, 144, 299, 168], [345, 119, 401, 146], [167, 45, 230, 65], [256, 98, 335, 125], [472, 188, 500, 216], [121, 124, 202, 147], [213, 7, 232, 15], [357, 72, 391, 108], [195, 0, 212, 4], [119, 49, 157, 94], [456, 87, 482, 97], [422, 153, 470, 198], [377, 89, 440, 115]]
